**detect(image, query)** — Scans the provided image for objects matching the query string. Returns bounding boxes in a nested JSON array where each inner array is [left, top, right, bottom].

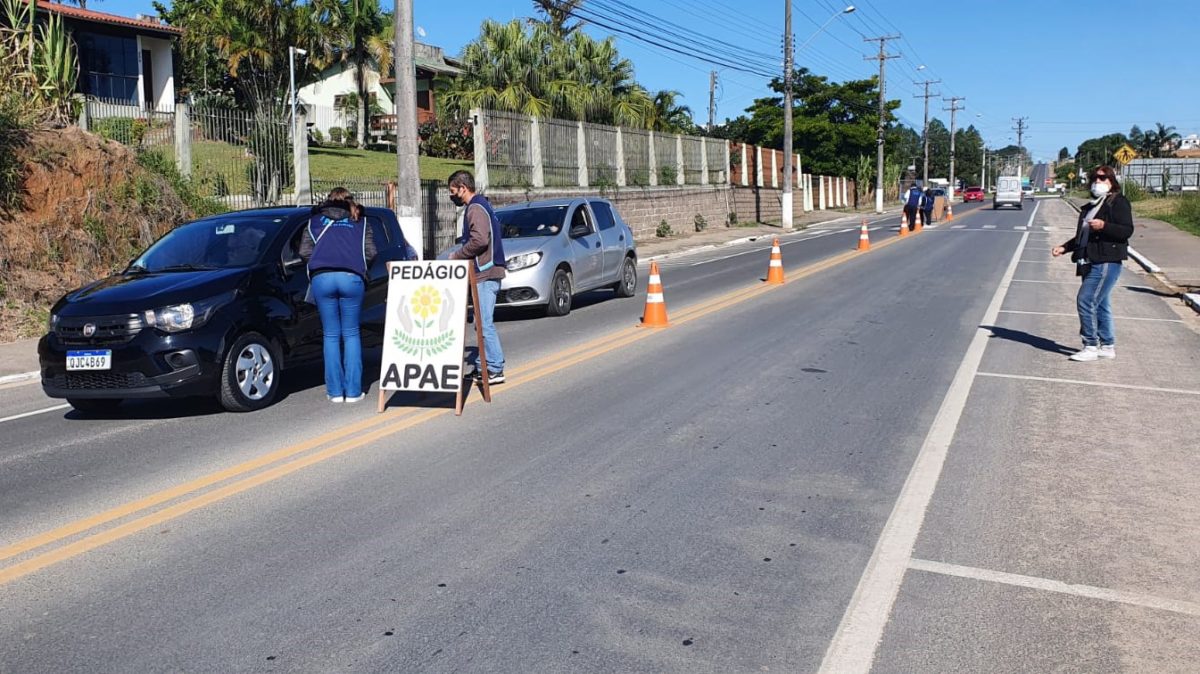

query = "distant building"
[[41, 2, 181, 111]]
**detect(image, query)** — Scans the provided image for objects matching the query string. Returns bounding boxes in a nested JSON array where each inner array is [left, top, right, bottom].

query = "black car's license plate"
[[66, 350, 112, 371]]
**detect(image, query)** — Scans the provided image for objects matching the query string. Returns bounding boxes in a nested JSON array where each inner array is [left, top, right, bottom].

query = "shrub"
[[655, 219, 672, 238], [627, 169, 650, 187], [192, 93, 241, 143], [1123, 179, 1145, 202], [92, 117, 148, 146], [658, 165, 678, 185], [328, 127, 344, 146], [727, 211, 738, 226], [1169, 193, 1200, 235], [343, 126, 357, 147], [309, 128, 324, 146], [418, 117, 473, 159], [137, 148, 226, 217], [694, 213, 707, 232]]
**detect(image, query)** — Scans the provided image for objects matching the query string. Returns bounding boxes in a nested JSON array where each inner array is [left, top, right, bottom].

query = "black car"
[[39, 207, 416, 413]]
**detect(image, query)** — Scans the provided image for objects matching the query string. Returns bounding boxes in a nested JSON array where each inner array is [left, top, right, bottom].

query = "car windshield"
[[497, 206, 568, 238], [130, 216, 283, 272]]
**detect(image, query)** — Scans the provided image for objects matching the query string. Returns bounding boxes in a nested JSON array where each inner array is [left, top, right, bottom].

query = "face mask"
[[450, 194, 465, 207], [1091, 182, 1111, 198]]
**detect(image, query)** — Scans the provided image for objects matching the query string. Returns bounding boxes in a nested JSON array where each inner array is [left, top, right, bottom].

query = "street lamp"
[[782, 4, 855, 230], [289, 46, 308, 139]]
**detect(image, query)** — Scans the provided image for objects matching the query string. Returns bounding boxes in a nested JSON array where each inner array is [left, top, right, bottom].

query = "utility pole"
[[707, 70, 717, 132], [913, 79, 940, 185], [944, 96, 965, 200], [394, 0, 423, 257], [864, 35, 900, 213], [1013, 116, 1027, 185], [781, 0, 795, 230], [981, 146, 987, 190]]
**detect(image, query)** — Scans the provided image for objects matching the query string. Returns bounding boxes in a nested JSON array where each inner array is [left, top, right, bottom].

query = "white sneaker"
[[1069, 346, 1100, 362], [344, 393, 366, 403], [328, 395, 345, 403], [1097, 345, 1116, 359]]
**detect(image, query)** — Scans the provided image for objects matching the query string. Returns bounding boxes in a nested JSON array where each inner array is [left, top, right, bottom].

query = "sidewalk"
[[1066, 195, 1200, 311]]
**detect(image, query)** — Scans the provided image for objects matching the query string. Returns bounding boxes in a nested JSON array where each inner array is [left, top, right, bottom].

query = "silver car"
[[494, 198, 638, 316]]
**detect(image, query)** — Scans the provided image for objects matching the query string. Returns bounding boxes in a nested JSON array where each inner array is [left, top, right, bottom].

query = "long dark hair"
[[324, 186, 363, 221], [1088, 165, 1122, 196]]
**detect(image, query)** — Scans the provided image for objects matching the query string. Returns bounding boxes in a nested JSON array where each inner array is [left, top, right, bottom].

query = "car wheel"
[[219, 332, 281, 412], [545, 268, 573, 317], [613, 256, 637, 298], [66, 398, 123, 414]]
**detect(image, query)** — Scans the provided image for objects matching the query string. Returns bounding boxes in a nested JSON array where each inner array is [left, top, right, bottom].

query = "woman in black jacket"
[[1052, 166, 1135, 361]]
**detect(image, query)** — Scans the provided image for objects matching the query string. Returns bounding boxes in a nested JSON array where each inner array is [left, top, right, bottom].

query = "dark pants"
[[903, 205, 918, 230], [922, 208, 934, 226]]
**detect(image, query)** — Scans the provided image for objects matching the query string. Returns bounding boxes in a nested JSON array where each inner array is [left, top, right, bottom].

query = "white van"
[[994, 176, 1023, 210]]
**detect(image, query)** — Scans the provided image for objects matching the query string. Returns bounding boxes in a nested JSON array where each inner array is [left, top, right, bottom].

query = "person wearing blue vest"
[[446, 170, 507, 385], [903, 183, 925, 232], [300, 187, 376, 403]]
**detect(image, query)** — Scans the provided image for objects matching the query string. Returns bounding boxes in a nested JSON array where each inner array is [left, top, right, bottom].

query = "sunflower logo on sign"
[[393, 284, 456, 358]]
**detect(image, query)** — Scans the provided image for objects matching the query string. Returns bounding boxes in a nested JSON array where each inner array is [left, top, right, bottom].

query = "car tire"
[[545, 268, 573, 317], [218, 332, 281, 412], [613, 256, 637, 298], [66, 398, 123, 414]]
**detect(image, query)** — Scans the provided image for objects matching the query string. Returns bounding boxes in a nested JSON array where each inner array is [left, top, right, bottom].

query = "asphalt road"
[[7, 199, 1174, 672]]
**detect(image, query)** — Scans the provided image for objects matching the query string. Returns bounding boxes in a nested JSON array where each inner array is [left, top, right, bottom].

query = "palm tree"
[[317, 0, 390, 148], [530, 0, 585, 37], [1152, 122, 1180, 157], [648, 90, 694, 133]]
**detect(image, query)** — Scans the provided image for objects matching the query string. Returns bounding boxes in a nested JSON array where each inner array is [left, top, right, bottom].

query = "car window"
[[366, 215, 390, 245], [590, 201, 616, 231], [571, 206, 594, 235], [133, 216, 283, 271], [496, 206, 568, 238]]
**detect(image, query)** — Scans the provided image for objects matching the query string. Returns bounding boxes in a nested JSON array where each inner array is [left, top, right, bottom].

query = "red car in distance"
[[963, 186, 985, 202]]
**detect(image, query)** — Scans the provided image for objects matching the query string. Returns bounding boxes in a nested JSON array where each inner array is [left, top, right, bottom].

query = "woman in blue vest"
[[300, 188, 376, 402]]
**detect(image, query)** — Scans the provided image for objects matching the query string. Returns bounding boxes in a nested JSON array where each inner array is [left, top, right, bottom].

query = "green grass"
[[310, 146, 472, 183], [1132, 194, 1200, 237]]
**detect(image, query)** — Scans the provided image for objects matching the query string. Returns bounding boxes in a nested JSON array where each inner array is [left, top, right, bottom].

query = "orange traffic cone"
[[898, 212, 909, 237], [945, 201, 954, 222], [857, 219, 871, 251], [766, 237, 785, 284], [914, 210, 924, 233], [639, 261, 669, 327]]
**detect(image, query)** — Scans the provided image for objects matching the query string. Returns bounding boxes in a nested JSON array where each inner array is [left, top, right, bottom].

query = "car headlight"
[[144, 291, 235, 333], [506, 251, 543, 272]]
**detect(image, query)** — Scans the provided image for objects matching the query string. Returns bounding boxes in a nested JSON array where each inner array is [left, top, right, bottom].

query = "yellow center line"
[[0, 234, 914, 584]]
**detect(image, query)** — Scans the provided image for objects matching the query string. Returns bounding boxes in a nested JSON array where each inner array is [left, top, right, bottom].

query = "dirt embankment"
[[0, 127, 195, 342]]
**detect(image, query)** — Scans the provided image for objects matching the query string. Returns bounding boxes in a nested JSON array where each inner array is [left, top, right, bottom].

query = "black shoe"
[[469, 369, 505, 385]]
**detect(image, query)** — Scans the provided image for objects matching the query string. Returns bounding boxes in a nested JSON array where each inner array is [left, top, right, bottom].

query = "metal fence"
[[190, 105, 291, 210], [1122, 158, 1200, 192], [477, 109, 725, 189], [84, 98, 175, 149]]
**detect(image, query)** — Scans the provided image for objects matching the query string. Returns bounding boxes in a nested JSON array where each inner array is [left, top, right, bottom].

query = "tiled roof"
[[40, 2, 183, 35]]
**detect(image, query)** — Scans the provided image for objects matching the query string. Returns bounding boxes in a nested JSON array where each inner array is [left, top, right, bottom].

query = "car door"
[[590, 200, 627, 283], [279, 220, 323, 361], [566, 202, 603, 291]]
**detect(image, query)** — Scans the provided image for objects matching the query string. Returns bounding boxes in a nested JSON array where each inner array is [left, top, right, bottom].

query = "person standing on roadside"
[[903, 182, 925, 231], [922, 186, 935, 227], [301, 187, 376, 402], [1052, 166, 1134, 362], [446, 170, 507, 384]]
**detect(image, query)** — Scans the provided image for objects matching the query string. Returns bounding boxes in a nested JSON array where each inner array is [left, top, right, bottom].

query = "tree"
[[55, 0, 99, 8], [442, 19, 652, 127], [1075, 133, 1128, 169], [529, 0, 584, 37], [318, 0, 390, 148], [647, 90, 694, 133], [1058, 146, 1070, 161], [154, 0, 236, 97], [1140, 122, 1180, 158], [953, 125, 985, 188]]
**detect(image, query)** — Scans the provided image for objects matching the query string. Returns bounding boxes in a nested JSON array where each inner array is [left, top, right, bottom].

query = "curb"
[[1126, 246, 1162, 274], [1185, 294, 1200, 313], [0, 370, 39, 386]]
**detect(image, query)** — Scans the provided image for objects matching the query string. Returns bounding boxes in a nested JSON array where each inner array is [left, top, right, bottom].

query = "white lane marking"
[[982, 224, 996, 229], [908, 559, 1200, 618], [977, 372, 1200, 396], [0, 404, 71, 425], [1012, 279, 1078, 284], [1015, 226, 1028, 230], [0, 370, 39, 385], [998, 309, 1182, 323], [819, 201, 1040, 674]]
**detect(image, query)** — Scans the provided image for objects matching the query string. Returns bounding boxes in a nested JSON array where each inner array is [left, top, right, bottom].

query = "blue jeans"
[[1077, 262, 1121, 347], [475, 279, 505, 373], [311, 272, 365, 397]]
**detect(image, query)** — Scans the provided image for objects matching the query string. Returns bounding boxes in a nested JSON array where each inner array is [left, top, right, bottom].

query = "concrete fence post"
[[577, 121, 588, 187], [818, 176, 826, 210], [675, 134, 684, 185], [770, 149, 778, 188], [292, 110, 310, 206], [175, 103, 191, 178], [755, 146, 764, 187], [648, 131, 658, 187], [615, 126, 626, 187], [530, 115, 545, 188], [725, 141, 732, 185], [77, 95, 90, 132], [700, 137, 709, 186], [471, 108, 489, 192], [841, 177, 848, 207], [804, 174, 813, 212], [740, 144, 749, 186]]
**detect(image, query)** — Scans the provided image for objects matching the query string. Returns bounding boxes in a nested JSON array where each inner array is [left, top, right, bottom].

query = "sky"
[[96, 0, 1200, 162]]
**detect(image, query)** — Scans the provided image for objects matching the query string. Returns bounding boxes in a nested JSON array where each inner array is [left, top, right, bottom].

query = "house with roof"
[[40, 2, 181, 112], [297, 42, 461, 143]]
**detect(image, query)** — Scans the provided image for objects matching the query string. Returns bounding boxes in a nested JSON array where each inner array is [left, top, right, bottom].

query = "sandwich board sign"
[[377, 260, 491, 414]]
